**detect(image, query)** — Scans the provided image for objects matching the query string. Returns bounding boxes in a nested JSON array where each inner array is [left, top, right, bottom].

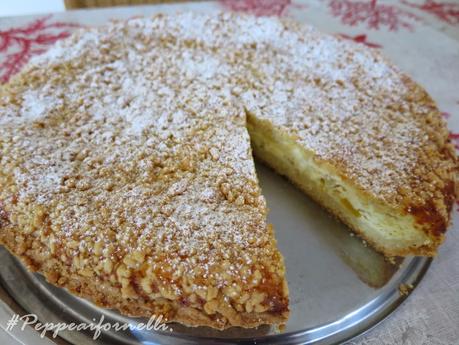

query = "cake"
[[0, 12, 456, 329]]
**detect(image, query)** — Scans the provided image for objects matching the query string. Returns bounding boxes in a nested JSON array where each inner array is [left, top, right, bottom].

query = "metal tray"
[[0, 162, 432, 344]]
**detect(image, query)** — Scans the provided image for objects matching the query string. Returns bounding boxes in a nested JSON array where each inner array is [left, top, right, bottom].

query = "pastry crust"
[[0, 224, 287, 330]]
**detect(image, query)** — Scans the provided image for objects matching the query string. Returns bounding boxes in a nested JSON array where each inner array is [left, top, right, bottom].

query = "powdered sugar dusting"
[[0, 89, 63, 125], [0, 11, 437, 266]]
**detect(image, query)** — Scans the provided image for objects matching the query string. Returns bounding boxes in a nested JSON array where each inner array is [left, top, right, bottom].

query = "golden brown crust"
[[396, 76, 457, 241], [0, 224, 288, 330]]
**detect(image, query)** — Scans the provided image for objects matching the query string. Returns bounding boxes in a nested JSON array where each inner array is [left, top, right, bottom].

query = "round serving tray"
[[0, 163, 432, 345]]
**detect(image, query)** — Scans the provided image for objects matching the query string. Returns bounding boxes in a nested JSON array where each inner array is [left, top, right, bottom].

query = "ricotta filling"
[[247, 115, 431, 255]]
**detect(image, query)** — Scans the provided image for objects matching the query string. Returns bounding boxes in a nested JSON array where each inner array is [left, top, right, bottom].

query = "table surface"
[[0, 1, 458, 344]]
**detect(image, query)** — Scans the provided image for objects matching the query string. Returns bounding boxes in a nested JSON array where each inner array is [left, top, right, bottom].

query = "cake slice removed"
[[0, 20, 288, 329], [237, 19, 457, 257]]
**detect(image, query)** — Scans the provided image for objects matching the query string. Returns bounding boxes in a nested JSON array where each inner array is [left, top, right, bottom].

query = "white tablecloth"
[[0, 1, 458, 344]]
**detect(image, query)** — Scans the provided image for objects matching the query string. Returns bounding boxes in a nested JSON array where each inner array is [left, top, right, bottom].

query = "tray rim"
[[0, 247, 432, 345]]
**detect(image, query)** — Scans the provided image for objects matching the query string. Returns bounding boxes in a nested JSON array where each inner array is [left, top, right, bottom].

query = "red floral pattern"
[[402, 0, 459, 25], [220, 0, 301, 17], [337, 33, 382, 47], [327, 0, 419, 31], [0, 15, 80, 83]]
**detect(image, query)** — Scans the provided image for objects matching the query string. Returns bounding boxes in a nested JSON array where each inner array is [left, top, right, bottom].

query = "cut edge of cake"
[[246, 84, 457, 257]]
